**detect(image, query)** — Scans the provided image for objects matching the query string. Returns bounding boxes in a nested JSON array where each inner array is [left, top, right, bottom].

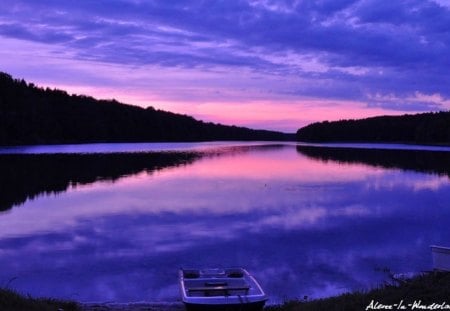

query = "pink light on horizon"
[[36, 81, 410, 133], [0, 37, 423, 133], [179, 100, 408, 132]]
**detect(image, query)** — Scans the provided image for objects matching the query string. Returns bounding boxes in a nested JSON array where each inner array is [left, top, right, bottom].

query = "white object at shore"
[[431, 245, 450, 271], [179, 268, 267, 311]]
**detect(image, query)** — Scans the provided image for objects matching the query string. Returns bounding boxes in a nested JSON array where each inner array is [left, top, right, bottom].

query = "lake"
[[0, 141, 449, 304]]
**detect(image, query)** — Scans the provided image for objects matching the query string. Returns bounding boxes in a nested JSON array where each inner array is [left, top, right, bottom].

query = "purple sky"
[[1, 0, 450, 132]]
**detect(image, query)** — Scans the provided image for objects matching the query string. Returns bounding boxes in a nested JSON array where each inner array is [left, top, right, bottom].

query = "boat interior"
[[182, 268, 259, 297]]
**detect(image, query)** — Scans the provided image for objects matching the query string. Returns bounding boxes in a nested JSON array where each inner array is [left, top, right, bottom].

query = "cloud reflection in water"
[[0, 144, 449, 303]]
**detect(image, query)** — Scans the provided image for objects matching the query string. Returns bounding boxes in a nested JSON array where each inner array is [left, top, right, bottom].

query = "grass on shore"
[[1, 272, 448, 311], [266, 271, 450, 311], [0, 287, 80, 311]]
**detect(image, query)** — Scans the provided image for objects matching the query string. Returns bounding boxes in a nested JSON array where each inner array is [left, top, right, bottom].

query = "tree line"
[[0, 72, 291, 146], [296, 112, 450, 143]]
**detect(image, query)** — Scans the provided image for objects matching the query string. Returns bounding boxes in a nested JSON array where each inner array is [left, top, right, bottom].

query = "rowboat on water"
[[179, 268, 267, 311], [431, 245, 450, 271]]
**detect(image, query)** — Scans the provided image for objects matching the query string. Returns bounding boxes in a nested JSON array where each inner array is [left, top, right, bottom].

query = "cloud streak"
[[1, 0, 449, 131]]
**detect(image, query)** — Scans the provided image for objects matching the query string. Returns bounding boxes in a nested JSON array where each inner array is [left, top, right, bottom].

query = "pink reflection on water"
[[1, 144, 446, 243], [177, 146, 383, 181], [0, 145, 384, 240], [0, 143, 449, 303]]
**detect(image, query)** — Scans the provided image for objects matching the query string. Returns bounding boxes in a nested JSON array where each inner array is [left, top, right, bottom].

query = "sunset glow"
[[1, 1, 450, 132]]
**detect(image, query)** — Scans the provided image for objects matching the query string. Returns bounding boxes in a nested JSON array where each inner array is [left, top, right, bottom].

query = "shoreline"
[[2, 273, 449, 311], [81, 302, 184, 311]]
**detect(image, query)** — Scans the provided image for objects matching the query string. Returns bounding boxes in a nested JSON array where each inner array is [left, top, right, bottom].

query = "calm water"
[[0, 142, 449, 304]]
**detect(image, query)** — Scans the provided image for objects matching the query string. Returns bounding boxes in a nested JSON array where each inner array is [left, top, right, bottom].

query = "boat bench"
[[188, 285, 250, 292]]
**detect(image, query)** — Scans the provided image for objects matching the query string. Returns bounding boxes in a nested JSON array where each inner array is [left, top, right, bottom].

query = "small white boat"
[[431, 245, 450, 271], [179, 268, 267, 311]]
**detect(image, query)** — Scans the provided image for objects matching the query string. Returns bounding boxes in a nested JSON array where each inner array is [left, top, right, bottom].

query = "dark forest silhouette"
[[0, 72, 291, 146], [297, 145, 450, 178], [0, 152, 200, 212], [296, 112, 450, 143]]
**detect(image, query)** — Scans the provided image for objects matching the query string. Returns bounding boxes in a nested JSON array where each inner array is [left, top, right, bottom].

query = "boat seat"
[[227, 271, 244, 278], [205, 281, 227, 286], [183, 271, 200, 278], [188, 285, 250, 292]]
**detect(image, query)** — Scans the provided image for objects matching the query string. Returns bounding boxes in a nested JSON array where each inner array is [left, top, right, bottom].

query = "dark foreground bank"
[[1, 272, 449, 311], [0, 287, 79, 311], [266, 271, 450, 311]]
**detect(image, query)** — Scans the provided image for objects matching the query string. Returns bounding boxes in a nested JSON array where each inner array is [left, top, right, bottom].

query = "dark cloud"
[[0, 23, 73, 44], [1, 0, 449, 112]]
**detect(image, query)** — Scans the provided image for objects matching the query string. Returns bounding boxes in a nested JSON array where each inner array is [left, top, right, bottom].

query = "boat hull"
[[180, 268, 267, 311], [184, 300, 266, 311]]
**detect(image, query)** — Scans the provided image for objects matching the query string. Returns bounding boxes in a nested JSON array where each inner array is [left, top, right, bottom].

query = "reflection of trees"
[[0, 144, 287, 213], [0, 152, 200, 212], [296, 145, 450, 177]]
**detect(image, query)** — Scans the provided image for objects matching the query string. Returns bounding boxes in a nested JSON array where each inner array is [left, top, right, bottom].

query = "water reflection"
[[0, 152, 199, 212], [0, 143, 286, 212], [0, 143, 449, 304], [297, 145, 450, 177]]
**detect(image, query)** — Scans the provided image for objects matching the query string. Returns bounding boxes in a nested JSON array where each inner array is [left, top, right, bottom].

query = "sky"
[[1, 0, 450, 132]]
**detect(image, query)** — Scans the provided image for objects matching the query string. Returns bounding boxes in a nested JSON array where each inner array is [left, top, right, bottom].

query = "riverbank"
[[0, 289, 185, 311], [0, 287, 79, 311], [81, 302, 184, 311], [266, 271, 450, 311], [1, 272, 449, 311]]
